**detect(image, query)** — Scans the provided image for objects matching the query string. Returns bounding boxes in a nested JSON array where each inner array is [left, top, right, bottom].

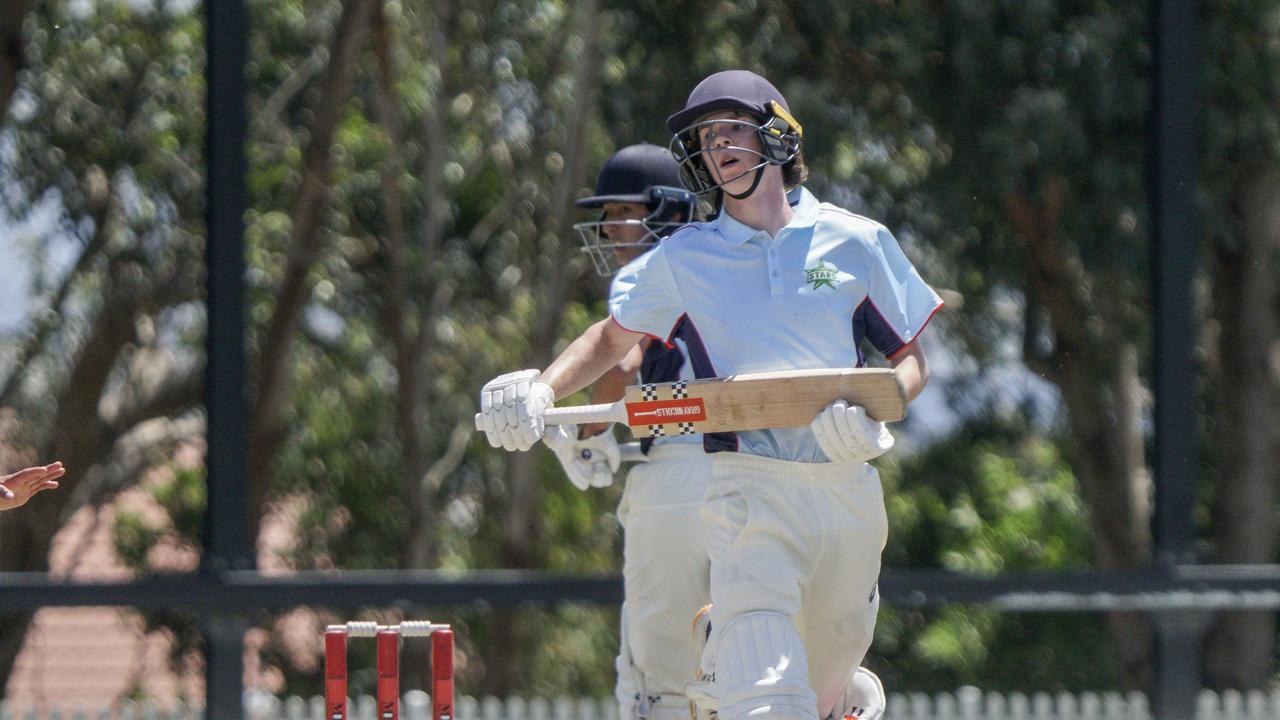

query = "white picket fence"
[[4, 689, 1280, 720]]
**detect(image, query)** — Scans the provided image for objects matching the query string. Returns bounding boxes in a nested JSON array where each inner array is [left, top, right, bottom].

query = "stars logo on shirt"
[[805, 259, 839, 290]]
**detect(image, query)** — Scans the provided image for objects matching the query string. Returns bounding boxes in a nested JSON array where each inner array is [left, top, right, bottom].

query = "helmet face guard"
[[669, 102, 802, 198], [574, 186, 695, 276]]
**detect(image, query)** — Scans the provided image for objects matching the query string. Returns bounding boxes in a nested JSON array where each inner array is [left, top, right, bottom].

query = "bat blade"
[[619, 368, 905, 438]]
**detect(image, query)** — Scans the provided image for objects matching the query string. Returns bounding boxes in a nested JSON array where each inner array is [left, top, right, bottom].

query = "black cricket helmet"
[[573, 143, 696, 275], [666, 70, 803, 199]]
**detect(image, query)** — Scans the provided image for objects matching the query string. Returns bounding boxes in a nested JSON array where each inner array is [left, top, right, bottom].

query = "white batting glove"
[[544, 424, 620, 490], [811, 400, 895, 463], [477, 369, 555, 451]]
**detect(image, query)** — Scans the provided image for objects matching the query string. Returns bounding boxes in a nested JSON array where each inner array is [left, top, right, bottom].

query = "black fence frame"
[[0, 0, 1237, 717]]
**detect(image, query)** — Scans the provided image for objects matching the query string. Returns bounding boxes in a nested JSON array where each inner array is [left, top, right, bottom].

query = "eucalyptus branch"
[[103, 364, 202, 443], [0, 201, 114, 406], [420, 422, 474, 497]]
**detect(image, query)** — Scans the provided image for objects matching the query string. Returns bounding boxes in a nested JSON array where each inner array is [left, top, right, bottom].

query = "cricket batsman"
[[544, 142, 712, 720], [477, 70, 938, 720]]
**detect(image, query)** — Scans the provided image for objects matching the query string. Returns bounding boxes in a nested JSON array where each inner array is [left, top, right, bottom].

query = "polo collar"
[[712, 207, 761, 245], [712, 186, 821, 246], [787, 186, 821, 228]]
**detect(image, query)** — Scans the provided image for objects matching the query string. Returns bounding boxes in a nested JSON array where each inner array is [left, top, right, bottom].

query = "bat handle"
[[544, 403, 626, 425], [582, 442, 647, 463], [474, 403, 627, 432], [618, 442, 647, 463]]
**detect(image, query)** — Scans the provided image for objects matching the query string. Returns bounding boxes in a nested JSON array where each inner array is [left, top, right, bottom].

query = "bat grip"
[[616, 442, 647, 463], [581, 442, 648, 464], [543, 404, 625, 425], [473, 403, 626, 432]]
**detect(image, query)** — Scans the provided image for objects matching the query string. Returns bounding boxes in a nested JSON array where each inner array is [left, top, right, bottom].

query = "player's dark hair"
[[782, 150, 808, 190]]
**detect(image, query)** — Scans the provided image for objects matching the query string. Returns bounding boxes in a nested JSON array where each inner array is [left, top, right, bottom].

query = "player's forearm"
[[589, 370, 631, 405], [889, 340, 929, 402], [580, 348, 642, 437], [592, 345, 643, 403], [543, 318, 642, 401]]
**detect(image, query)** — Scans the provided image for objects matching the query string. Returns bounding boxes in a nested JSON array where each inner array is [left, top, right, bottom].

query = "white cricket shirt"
[[611, 188, 943, 462], [611, 250, 700, 448]]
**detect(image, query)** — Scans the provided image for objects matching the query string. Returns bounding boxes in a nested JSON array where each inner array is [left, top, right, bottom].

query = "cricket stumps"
[[324, 621, 455, 720]]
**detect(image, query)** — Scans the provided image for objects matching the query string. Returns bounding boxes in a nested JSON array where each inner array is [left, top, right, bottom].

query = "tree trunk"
[[483, 0, 604, 695], [375, 0, 459, 572], [0, 0, 30, 123], [0, 219, 144, 575], [370, 3, 436, 691], [1009, 184, 1155, 690], [0, 243, 150, 687], [247, 0, 378, 543], [1203, 169, 1280, 690], [1054, 332, 1153, 689], [370, 1, 429, 571], [0, 609, 33, 697]]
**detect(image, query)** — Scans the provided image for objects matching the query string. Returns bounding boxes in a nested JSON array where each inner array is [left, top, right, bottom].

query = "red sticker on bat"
[[626, 398, 708, 425]]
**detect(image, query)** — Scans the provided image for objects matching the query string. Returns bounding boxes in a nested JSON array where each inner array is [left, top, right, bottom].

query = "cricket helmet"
[[574, 144, 696, 275], [666, 70, 804, 199]]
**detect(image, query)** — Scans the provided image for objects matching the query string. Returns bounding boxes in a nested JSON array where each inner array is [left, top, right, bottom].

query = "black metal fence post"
[[205, 0, 251, 715], [1150, 0, 1202, 714]]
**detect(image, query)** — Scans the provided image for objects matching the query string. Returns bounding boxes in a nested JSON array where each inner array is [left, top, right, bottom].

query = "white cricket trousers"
[[692, 452, 887, 720], [615, 443, 714, 720]]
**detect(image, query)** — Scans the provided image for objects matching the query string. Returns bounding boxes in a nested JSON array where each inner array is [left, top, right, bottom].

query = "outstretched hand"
[[0, 462, 64, 510]]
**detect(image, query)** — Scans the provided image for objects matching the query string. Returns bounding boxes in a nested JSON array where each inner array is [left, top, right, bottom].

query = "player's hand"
[[544, 425, 620, 490], [477, 369, 555, 451], [811, 400, 894, 463], [0, 462, 65, 511]]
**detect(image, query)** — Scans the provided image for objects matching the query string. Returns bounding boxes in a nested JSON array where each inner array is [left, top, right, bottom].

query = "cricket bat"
[[476, 368, 906, 439], [617, 442, 647, 463]]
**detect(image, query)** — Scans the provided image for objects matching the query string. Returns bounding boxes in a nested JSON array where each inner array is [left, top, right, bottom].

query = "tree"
[[874, 410, 1115, 691], [823, 0, 1158, 686], [247, 0, 379, 545], [1199, 0, 1280, 689], [0, 0, 206, 686]]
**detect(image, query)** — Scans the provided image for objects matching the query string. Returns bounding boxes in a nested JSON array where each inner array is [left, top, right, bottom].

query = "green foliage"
[[881, 413, 1091, 572], [1201, 0, 1280, 233], [888, 430, 1090, 574], [110, 464, 207, 694], [871, 411, 1105, 689], [112, 465, 205, 572], [873, 606, 1120, 693], [111, 512, 164, 570]]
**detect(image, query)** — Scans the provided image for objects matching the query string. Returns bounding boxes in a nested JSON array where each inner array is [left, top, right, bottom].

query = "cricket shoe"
[[828, 667, 885, 720]]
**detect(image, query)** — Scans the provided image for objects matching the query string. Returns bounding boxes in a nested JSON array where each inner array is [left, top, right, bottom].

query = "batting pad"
[[714, 611, 819, 720]]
